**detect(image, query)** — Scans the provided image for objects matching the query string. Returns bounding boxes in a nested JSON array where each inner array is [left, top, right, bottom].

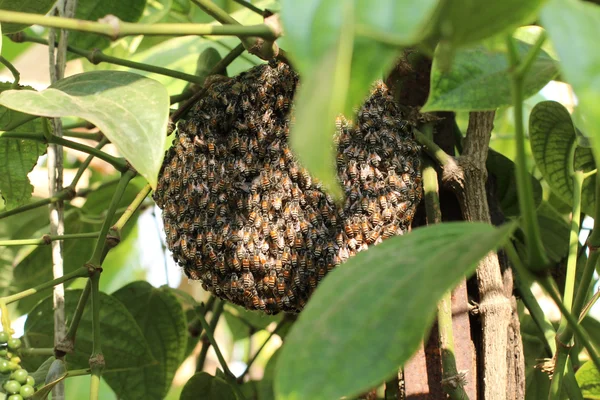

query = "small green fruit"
[[7, 338, 21, 351], [0, 332, 9, 344], [8, 394, 24, 400], [4, 379, 21, 394], [12, 369, 28, 384], [19, 384, 34, 398], [25, 375, 34, 386]]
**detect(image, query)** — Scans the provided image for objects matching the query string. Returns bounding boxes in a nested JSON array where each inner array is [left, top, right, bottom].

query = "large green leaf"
[[0, 71, 169, 189], [69, 0, 146, 55], [541, 0, 600, 166], [104, 282, 187, 400], [427, 0, 545, 49], [281, 0, 439, 200], [24, 289, 156, 372], [529, 101, 596, 216], [275, 221, 515, 400], [486, 148, 542, 217], [422, 39, 558, 111], [0, 0, 56, 33], [258, 349, 279, 400], [179, 372, 237, 400], [576, 361, 600, 399]]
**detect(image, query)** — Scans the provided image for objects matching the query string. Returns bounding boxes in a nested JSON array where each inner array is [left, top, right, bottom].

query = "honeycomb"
[[153, 61, 422, 314]]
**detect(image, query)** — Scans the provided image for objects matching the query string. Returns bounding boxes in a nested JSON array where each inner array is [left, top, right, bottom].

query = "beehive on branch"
[[154, 61, 422, 314]]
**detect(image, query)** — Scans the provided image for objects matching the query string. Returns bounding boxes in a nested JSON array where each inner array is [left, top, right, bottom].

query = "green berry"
[[0, 332, 9, 344], [12, 369, 28, 384], [0, 348, 7, 357], [19, 384, 34, 398], [8, 395, 24, 400], [0, 359, 11, 373], [10, 356, 21, 365], [7, 361, 19, 371], [7, 338, 21, 351], [4, 379, 21, 394], [25, 376, 34, 386]]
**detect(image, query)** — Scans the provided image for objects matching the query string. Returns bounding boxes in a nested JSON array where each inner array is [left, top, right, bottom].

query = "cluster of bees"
[[154, 61, 422, 314]]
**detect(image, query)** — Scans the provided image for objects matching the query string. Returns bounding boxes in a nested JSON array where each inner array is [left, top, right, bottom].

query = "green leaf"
[[0, 0, 56, 33], [24, 289, 156, 372], [69, 0, 146, 55], [541, 0, 600, 166], [422, 39, 558, 111], [105, 282, 188, 400], [179, 372, 237, 400], [576, 361, 600, 399], [11, 210, 97, 315], [0, 126, 45, 210], [536, 202, 570, 263], [275, 221, 516, 400], [32, 359, 68, 400], [529, 100, 596, 216], [28, 356, 55, 389], [486, 148, 542, 217], [0, 71, 169, 188], [281, 0, 439, 200], [0, 82, 45, 209], [427, 0, 545, 49], [581, 317, 600, 355]]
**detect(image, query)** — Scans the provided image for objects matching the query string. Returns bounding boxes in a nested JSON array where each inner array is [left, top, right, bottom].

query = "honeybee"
[[267, 270, 276, 290]]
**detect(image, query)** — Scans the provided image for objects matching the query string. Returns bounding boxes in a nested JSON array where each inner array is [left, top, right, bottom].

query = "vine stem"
[[0, 266, 89, 305], [506, 34, 549, 271], [0, 10, 277, 40], [423, 147, 468, 399], [0, 56, 21, 88], [111, 184, 152, 233], [0, 131, 127, 171], [0, 232, 99, 246], [86, 169, 136, 400], [550, 166, 584, 399], [11, 34, 206, 85]]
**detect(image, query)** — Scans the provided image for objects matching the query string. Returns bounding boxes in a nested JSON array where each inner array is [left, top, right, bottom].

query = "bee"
[[216, 254, 226, 274], [300, 168, 312, 188], [348, 160, 358, 179], [241, 95, 251, 111], [248, 210, 257, 225], [289, 164, 299, 180], [267, 270, 276, 290], [261, 198, 269, 213], [257, 86, 267, 102], [314, 240, 323, 258], [262, 108, 273, 123], [294, 232, 305, 250], [276, 277, 286, 295], [274, 259, 283, 274], [241, 257, 250, 272], [367, 226, 382, 244], [230, 273, 240, 292], [242, 272, 254, 288], [271, 192, 283, 211]]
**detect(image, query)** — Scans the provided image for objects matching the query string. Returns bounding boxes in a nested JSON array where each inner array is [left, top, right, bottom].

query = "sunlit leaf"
[[422, 39, 558, 111], [275, 222, 515, 400], [576, 361, 600, 399], [0, 71, 169, 188], [529, 101, 596, 215]]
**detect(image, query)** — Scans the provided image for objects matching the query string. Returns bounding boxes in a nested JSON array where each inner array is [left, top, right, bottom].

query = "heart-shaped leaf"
[[180, 372, 237, 400], [24, 289, 156, 372], [0, 71, 169, 189], [422, 39, 558, 111], [275, 221, 515, 400], [529, 100, 596, 215], [541, 0, 600, 165], [104, 282, 188, 400]]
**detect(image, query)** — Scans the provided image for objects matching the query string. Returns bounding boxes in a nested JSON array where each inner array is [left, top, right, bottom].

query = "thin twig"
[[0, 56, 21, 88]]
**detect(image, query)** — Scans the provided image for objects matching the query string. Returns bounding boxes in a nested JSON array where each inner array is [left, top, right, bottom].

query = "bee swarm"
[[153, 61, 422, 314]]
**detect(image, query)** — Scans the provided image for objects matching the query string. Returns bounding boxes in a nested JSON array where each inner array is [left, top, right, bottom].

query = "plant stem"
[[231, 0, 264, 15], [413, 128, 454, 168], [0, 56, 21, 88], [19, 348, 55, 356], [67, 368, 91, 377], [515, 31, 547, 78], [63, 130, 103, 141], [111, 184, 151, 233], [0, 131, 127, 171], [13, 34, 206, 85], [238, 321, 286, 381], [89, 271, 102, 400], [0, 232, 99, 246], [579, 289, 600, 322], [196, 299, 224, 372], [506, 34, 549, 271], [0, 10, 277, 40], [423, 150, 468, 399], [63, 280, 91, 349], [0, 266, 89, 304], [549, 169, 584, 398]]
